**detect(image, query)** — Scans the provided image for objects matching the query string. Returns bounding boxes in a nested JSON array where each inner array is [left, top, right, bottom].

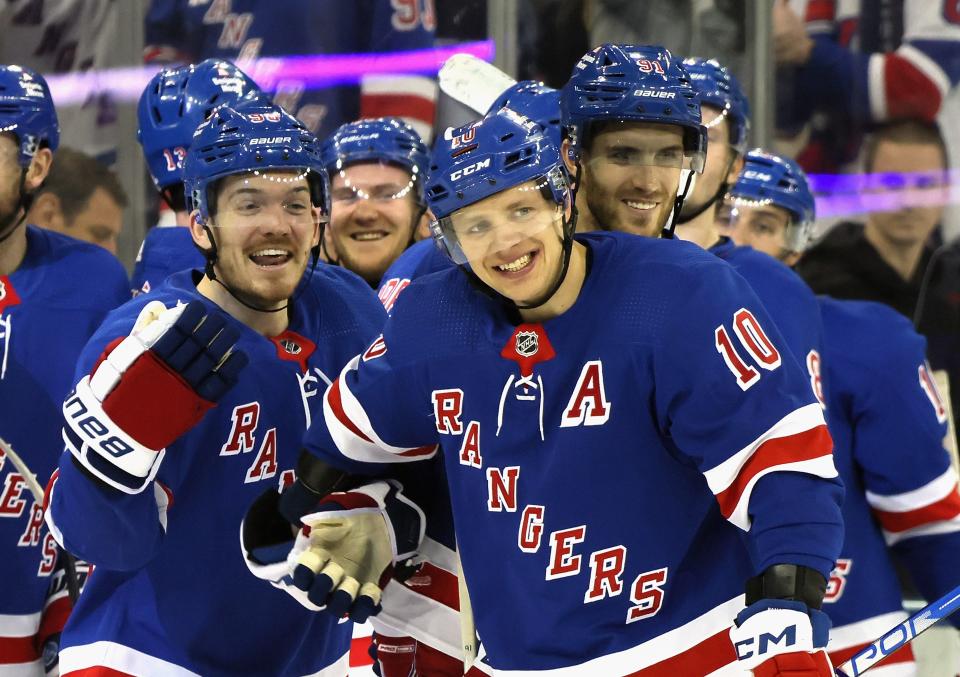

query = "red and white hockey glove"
[[243, 480, 424, 623], [731, 599, 834, 676], [63, 300, 246, 493]]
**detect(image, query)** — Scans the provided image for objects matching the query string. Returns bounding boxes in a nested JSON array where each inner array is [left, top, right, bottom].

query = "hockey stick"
[[0, 436, 80, 602], [835, 584, 960, 676], [454, 541, 478, 670], [438, 53, 517, 115]]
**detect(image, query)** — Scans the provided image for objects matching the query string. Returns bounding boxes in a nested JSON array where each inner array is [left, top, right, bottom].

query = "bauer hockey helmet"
[[0, 65, 59, 167], [182, 100, 329, 226], [320, 117, 429, 204], [729, 149, 816, 253], [138, 59, 264, 197], [681, 57, 750, 155], [487, 80, 563, 149], [560, 44, 705, 171]]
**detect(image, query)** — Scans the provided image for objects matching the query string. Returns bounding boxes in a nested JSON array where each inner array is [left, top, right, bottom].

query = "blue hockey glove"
[[63, 300, 247, 493], [243, 480, 424, 623]]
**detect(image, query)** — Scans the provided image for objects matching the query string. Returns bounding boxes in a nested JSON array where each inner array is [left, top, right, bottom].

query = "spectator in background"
[[795, 120, 948, 319], [28, 146, 127, 255], [144, 0, 437, 141], [774, 0, 960, 175]]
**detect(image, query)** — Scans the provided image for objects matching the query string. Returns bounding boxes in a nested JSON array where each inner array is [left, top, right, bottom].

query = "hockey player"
[[251, 104, 845, 673], [0, 65, 129, 676], [132, 59, 264, 296], [44, 101, 395, 676], [321, 117, 430, 289], [143, 0, 438, 140], [378, 80, 562, 315], [727, 148, 960, 672], [561, 47, 824, 390]]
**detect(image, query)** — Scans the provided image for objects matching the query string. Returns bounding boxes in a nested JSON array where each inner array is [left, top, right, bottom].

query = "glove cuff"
[[732, 599, 831, 670], [63, 376, 165, 494]]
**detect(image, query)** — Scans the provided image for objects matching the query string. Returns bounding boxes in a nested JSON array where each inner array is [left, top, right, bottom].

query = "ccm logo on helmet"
[[743, 170, 773, 182], [634, 90, 675, 99], [450, 158, 491, 181], [250, 137, 292, 145]]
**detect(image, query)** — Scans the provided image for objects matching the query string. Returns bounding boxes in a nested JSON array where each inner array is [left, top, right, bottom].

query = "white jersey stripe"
[[703, 403, 827, 495], [866, 466, 959, 513]]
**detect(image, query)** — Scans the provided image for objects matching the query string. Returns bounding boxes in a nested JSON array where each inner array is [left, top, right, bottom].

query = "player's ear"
[[310, 206, 323, 247], [189, 211, 211, 249], [24, 147, 53, 190]]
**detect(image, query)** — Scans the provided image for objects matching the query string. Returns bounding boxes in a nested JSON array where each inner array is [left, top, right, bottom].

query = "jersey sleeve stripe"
[[881, 514, 960, 546], [717, 428, 836, 531], [361, 75, 439, 100], [704, 403, 829, 494], [868, 52, 889, 121], [873, 489, 960, 534], [322, 357, 437, 465], [897, 44, 952, 97], [0, 612, 41, 664], [827, 611, 910, 652], [866, 466, 959, 512]]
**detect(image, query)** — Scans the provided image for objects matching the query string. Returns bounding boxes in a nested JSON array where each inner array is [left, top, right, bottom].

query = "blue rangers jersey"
[[377, 238, 451, 315], [45, 266, 385, 677], [304, 232, 843, 675], [0, 226, 128, 674], [711, 238, 824, 383], [144, 0, 438, 140], [818, 296, 960, 672], [130, 226, 204, 297]]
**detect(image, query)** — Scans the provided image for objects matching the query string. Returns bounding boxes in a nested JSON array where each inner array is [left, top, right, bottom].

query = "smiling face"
[[579, 122, 685, 237], [443, 181, 568, 305], [327, 161, 421, 285], [191, 169, 321, 309]]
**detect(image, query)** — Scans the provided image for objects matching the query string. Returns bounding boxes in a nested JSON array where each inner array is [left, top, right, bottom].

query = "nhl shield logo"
[[515, 330, 539, 358], [280, 338, 302, 355]]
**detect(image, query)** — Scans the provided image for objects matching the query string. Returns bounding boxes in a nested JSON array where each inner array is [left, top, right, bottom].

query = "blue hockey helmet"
[[426, 107, 576, 308], [320, 116, 429, 202], [138, 59, 263, 194], [182, 100, 329, 226], [729, 149, 816, 252], [0, 65, 59, 167], [681, 57, 750, 154], [426, 108, 568, 223], [560, 44, 705, 172], [487, 80, 562, 149]]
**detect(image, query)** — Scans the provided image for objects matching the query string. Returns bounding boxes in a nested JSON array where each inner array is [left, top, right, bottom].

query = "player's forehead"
[[589, 121, 684, 152], [452, 180, 552, 220], [218, 170, 311, 199], [330, 161, 411, 189]]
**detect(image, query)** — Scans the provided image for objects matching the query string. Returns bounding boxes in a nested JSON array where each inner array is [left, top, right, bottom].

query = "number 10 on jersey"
[[715, 308, 782, 391]]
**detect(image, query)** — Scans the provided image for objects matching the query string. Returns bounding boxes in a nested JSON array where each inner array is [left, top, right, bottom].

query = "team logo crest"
[[515, 330, 539, 357], [280, 338, 302, 355]]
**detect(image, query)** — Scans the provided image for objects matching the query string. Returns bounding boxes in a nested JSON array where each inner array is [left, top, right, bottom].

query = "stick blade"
[[439, 53, 517, 115]]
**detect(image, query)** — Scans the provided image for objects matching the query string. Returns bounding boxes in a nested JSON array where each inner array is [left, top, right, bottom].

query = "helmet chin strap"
[[660, 169, 697, 239]]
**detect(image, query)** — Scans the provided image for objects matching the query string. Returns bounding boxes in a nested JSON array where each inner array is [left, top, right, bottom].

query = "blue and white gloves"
[[731, 597, 834, 676], [64, 300, 246, 493], [242, 479, 424, 623]]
